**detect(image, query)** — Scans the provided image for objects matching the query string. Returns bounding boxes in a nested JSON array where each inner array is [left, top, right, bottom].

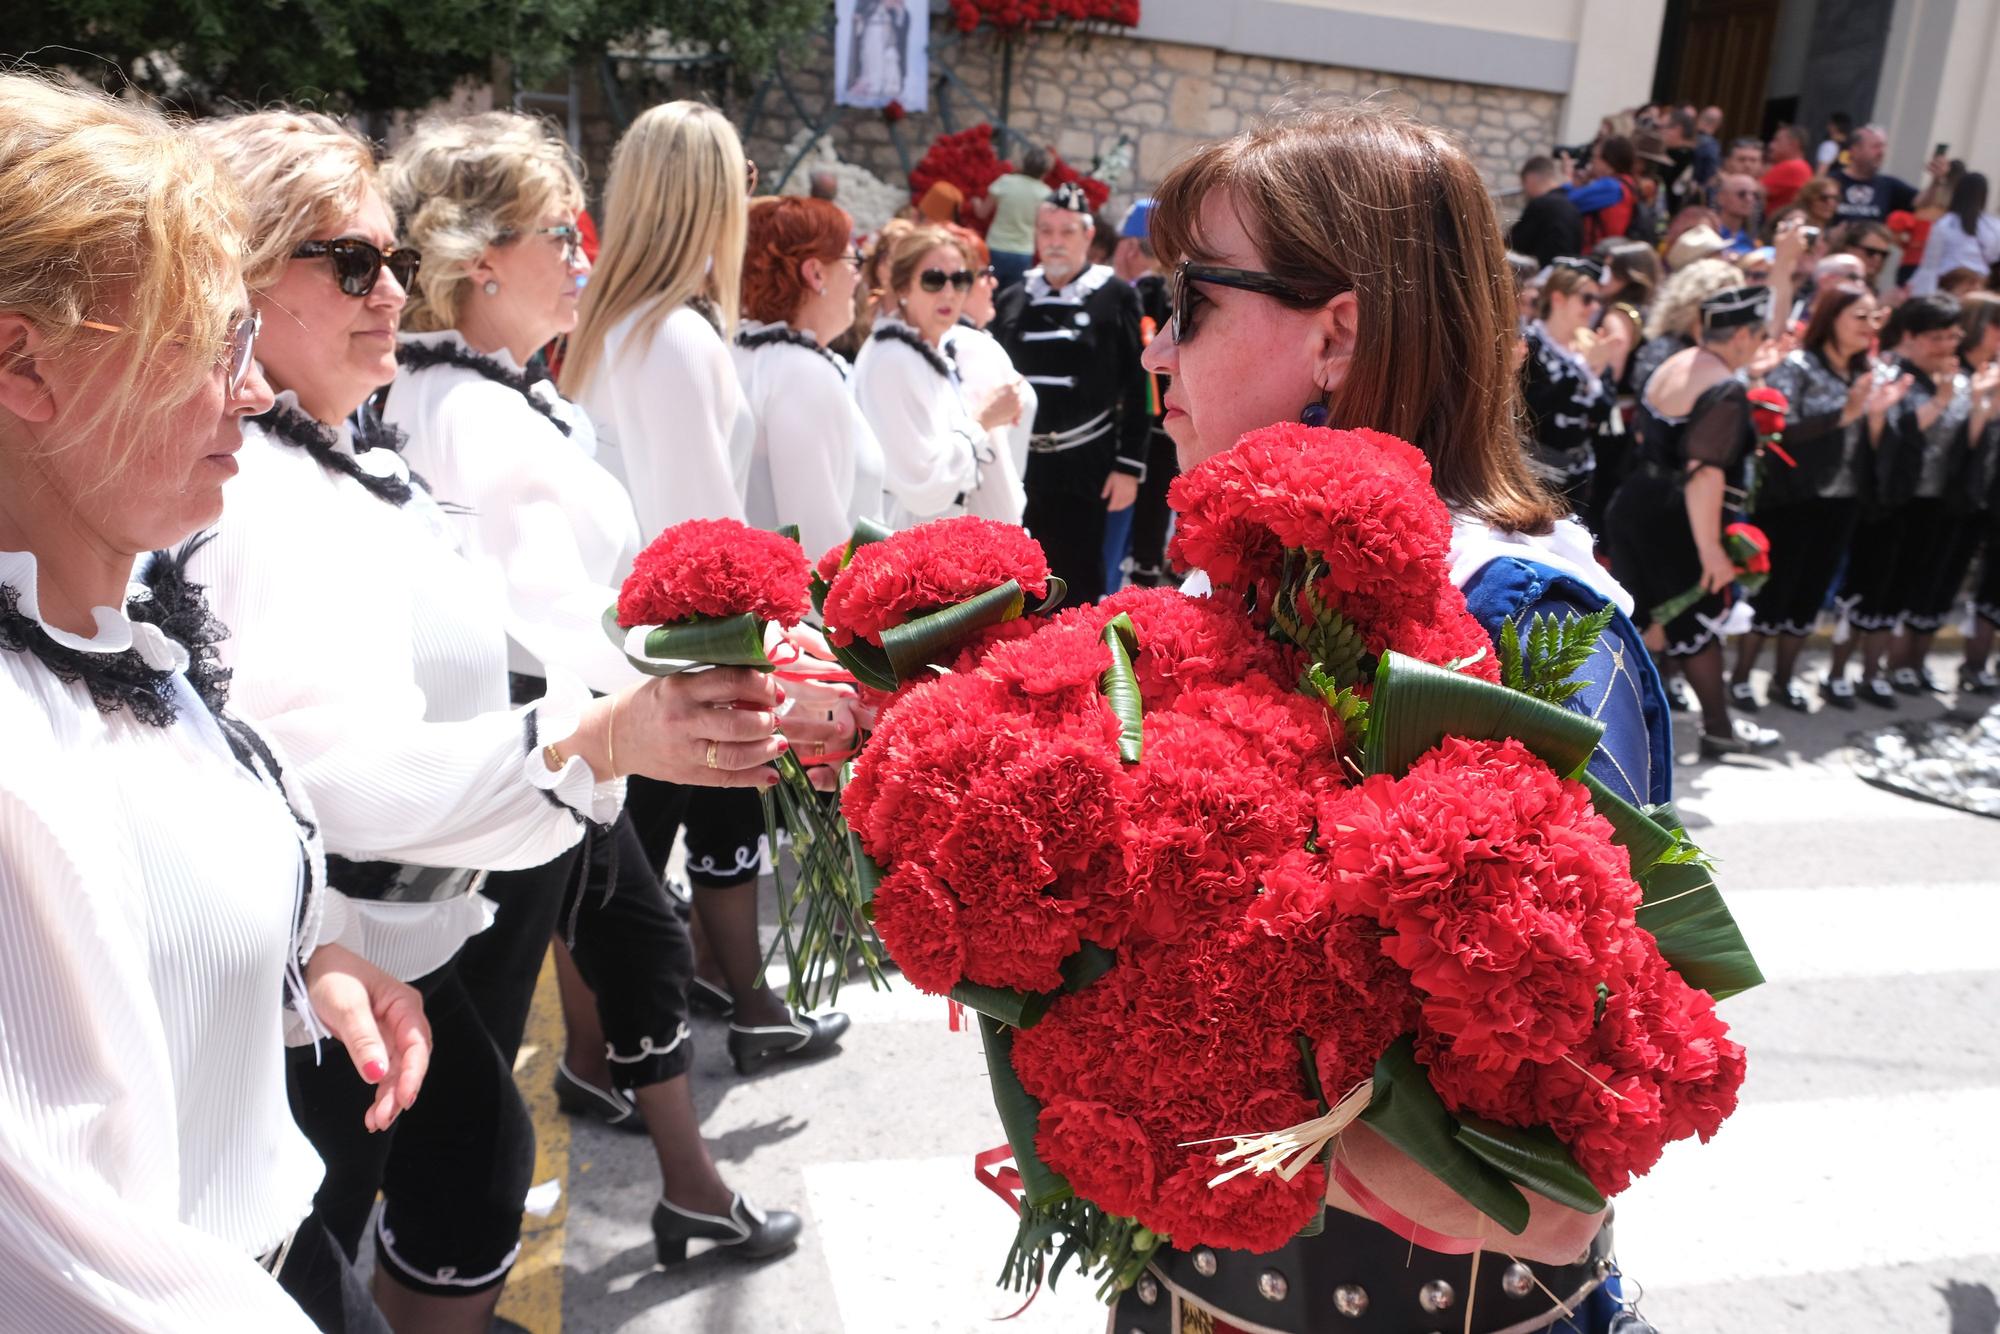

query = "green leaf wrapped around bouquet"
[[978, 1015, 1071, 1209], [809, 517, 894, 617], [1100, 613, 1143, 762], [1357, 1037, 1532, 1234], [599, 605, 778, 675], [1581, 775, 1764, 1000], [828, 578, 1068, 693], [949, 943, 1117, 1029], [1365, 651, 1604, 780]]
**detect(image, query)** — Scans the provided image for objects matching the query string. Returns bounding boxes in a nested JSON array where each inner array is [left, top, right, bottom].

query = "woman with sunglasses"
[[0, 76, 432, 1333], [1117, 98, 1668, 1334], [733, 195, 886, 554], [380, 107, 829, 1277], [851, 224, 994, 525], [1520, 258, 1622, 513], [189, 109, 801, 1334], [942, 221, 1032, 524]]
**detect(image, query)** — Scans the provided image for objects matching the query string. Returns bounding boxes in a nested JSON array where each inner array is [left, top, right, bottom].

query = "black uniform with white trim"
[[991, 249, 1149, 605]]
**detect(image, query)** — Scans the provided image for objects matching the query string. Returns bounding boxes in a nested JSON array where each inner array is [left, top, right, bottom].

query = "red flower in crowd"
[[616, 518, 810, 628], [1724, 522, 1772, 576], [820, 516, 1051, 648], [1746, 386, 1789, 440], [883, 99, 906, 124]]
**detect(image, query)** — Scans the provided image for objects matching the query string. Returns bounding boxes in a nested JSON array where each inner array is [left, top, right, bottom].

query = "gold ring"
[[704, 740, 720, 770]]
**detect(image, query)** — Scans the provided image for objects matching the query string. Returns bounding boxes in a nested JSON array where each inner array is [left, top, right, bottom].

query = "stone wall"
[[732, 28, 1562, 215]]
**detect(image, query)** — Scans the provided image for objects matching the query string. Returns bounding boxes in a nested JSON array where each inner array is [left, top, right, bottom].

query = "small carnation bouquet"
[[608, 517, 879, 1008], [848, 425, 1762, 1299], [1650, 520, 1773, 628]]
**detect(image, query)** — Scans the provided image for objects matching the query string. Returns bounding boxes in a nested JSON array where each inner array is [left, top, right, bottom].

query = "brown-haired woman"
[[942, 220, 1032, 523], [734, 195, 885, 554], [1520, 258, 1622, 509], [1129, 99, 1669, 1334], [1730, 283, 1895, 710], [850, 223, 1003, 525]]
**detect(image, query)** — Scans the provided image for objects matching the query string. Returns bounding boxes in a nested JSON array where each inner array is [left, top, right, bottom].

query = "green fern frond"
[[1501, 605, 1616, 706]]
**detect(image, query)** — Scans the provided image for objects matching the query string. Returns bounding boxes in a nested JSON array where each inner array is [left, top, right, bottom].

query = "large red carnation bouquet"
[[848, 425, 1762, 1295], [609, 517, 883, 1007], [949, 0, 1141, 35], [908, 125, 1113, 230]]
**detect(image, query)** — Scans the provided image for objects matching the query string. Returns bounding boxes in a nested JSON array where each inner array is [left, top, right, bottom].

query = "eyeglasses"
[[919, 268, 975, 293], [80, 309, 263, 396], [517, 224, 584, 266], [1579, 291, 1604, 307], [1169, 262, 1328, 343], [292, 237, 422, 298], [1859, 245, 1894, 261], [845, 246, 867, 269]]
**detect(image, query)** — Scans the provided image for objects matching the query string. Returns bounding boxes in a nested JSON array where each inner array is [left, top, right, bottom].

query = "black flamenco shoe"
[[1665, 677, 1697, 713], [651, 1192, 802, 1265], [1862, 674, 1900, 708], [1823, 673, 1858, 709], [1778, 679, 1813, 713], [1698, 717, 1783, 759], [687, 976, 735, 1019], [726, 1008, 851, 1075], [554, 1060, 648, 1136], [1961, 667, 2000, 696]]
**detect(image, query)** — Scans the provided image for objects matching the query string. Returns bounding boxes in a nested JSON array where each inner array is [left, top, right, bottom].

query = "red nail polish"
[[362, 1059, 387, 1081]]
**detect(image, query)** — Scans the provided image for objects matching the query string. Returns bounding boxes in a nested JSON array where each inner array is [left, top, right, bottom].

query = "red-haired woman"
[[734, 196, 885, 556]]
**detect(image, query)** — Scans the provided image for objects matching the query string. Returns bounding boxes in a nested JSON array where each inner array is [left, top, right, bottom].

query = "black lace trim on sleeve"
[[254, 403, 417, 507], [396, 340, 574, 437], [871, 324, 954, 379], [734, 325, 850, 381]]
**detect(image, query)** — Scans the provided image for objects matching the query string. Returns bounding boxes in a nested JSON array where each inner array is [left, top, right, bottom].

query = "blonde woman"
[[562, 101, 854, 1076], [1631, 256, 1750, 394], [561, 100, 754, 534], [381, 109, 828, 1269], [192, 109, 801, 1333], [0, 76, 430, 1333]]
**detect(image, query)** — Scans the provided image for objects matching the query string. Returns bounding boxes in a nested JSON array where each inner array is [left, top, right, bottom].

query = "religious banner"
[[835, 0, 929, 113]]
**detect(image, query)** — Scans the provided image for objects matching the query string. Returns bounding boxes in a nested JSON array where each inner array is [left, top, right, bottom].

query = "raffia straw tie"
[[1180, 1082, 1374, 1188]]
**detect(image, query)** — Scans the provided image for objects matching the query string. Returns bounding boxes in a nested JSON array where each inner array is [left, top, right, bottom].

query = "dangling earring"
[[1299, 391, 1330, 428], [482, 280, 500, 296]]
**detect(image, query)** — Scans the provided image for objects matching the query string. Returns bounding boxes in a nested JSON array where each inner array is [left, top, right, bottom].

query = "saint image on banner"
[[835, 0, 928, 112]]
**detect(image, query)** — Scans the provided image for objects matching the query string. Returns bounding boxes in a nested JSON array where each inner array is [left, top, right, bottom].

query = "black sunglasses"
[[293, 237, 422, 298], [918, 267, 975, 293], [1169, 262, 1332, 342]]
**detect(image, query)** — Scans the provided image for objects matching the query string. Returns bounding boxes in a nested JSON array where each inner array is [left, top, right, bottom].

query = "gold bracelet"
[[542, 741, 564, 772], [606, 691, 620, 779]]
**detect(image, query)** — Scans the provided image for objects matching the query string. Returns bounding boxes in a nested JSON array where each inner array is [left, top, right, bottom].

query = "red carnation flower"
[[820, 516, 1051, 648], [616, 518, 810, 628], [1320, 736, 1641, 1070], [869, 863, 966, 994], [1036, 1099, 1159, 1221]]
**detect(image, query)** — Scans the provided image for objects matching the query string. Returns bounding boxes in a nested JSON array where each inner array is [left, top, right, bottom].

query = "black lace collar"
[[735, 323, 849, 380], [872, 322, 954, 379], [0, 535, 230, 728], [255, 401, 421, 507], [397, 338, 572, 437]]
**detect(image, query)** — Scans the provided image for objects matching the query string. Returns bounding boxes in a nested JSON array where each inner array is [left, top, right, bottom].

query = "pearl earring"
[[482, 280, 500, 296]]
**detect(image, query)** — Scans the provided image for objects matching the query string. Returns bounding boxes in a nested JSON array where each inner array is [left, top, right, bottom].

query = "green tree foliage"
[[11, 0, 825, 114]]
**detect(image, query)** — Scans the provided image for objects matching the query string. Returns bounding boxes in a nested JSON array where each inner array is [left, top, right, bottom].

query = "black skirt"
[[1748, 497, 1859, 636], [1604, 468, 1728, 656]]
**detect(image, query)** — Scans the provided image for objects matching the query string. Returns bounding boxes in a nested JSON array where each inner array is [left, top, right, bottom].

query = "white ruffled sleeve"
[[196, 433, 604, 873], [0, 787, 317, 1333], [855, 338, 979, 521]]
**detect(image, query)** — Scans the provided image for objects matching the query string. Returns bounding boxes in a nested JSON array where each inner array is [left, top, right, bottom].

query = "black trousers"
[[459, 812, 696, 1088], [274, 1214, 392, 1334], [1126, 432, 1180, 580], [623, 776, 765, 889], [286, 965, 534, 1297], [1024, 484, 1110, 607]]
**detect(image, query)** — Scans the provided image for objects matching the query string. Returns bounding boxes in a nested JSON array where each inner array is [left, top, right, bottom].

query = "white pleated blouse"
[[193, 392, 620, 981], [387, 330, 641, 696], [580, 301, 757, 536], [0, 550, 327, 1331], [731, 320, 888, 557], [943, 323, 1032, 525], [852, 316, 984, 528]]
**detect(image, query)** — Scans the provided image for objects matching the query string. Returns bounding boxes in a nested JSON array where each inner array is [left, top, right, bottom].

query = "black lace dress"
[[1604, 377, 1753, 655]]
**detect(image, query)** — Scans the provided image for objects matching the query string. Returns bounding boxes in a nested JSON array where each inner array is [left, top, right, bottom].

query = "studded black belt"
[[1109, 1211, 1613, 1334]]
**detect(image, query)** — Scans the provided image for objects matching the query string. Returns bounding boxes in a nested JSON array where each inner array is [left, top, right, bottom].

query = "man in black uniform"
[[1110, 198, 1177, 587], [991, 181, 1149, 606]]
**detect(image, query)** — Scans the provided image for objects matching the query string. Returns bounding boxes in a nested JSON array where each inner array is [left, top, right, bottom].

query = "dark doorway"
[[1653, 0, 1782, 139]]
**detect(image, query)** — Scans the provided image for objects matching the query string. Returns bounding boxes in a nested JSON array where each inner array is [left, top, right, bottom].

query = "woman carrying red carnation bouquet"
[[1110, 98, 1677, 1334]]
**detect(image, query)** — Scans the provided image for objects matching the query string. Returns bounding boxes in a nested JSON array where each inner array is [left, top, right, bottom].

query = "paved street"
[[500, 646, 2000, 1334]]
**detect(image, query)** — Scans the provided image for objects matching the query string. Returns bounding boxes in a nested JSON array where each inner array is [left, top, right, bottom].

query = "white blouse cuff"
[[527, 665, 627, 823]]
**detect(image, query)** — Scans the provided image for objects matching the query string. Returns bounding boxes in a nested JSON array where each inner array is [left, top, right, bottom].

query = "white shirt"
[[0, 549, 330, 1331], [731, 320, 888, 557], [387, 331, 642, 696], [580, 301, 756, 535], [851, 316, 983, 527], [1908, 212, 2000, 295], [195, 394, 618, 981], [944, 323, 1032, 525]]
